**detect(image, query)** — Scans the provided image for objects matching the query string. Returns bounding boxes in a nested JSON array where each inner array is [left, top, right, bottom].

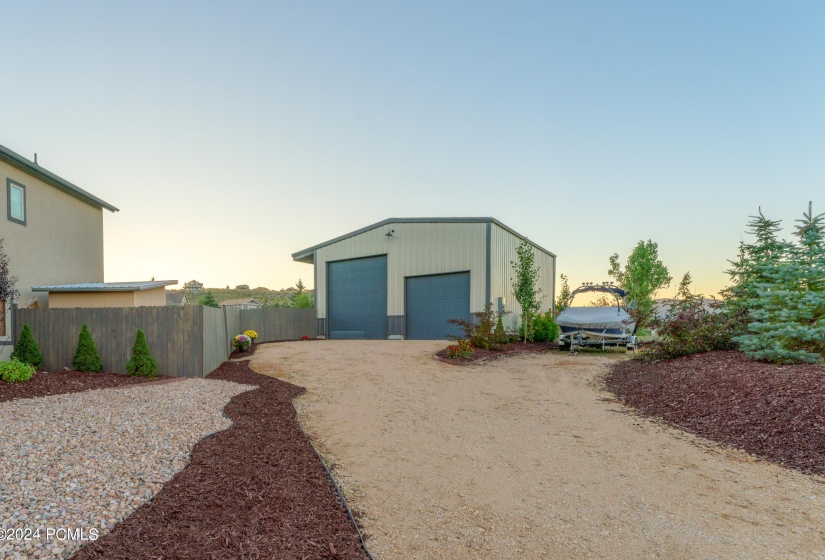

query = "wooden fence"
[[12, 306, 316, 378]]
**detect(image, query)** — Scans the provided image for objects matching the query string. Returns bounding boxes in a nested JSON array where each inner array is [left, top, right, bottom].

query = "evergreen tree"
[[734, 202, 825, 363], [722, 208, 791, 315], [73, 324, 103, 373], [10, 324, 44, 369], [199, 291, 220, 308], [126, 329, 158, 378]]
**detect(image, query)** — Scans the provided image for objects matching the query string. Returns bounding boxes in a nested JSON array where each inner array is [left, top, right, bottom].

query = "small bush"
[[644, 274, 748, 362], [493, 316, 508, 345], [445, 340, 474, 359], [448, 303, 505, 350], [533, 312, 560, 342], [126, 329, 158, 378], [73, 324, 103, 373], [0, 358, 35, 382], [10, 324, 44, 369]]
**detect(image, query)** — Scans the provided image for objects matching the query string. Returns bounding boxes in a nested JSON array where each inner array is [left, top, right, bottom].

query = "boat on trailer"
[[556, 283, 637, 351]]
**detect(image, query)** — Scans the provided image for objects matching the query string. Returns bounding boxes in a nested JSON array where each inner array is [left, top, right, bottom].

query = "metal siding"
[[406, 272, 470, 340], [314, 222, 487, 320], [328, 255, 388, 339], [490, 224, 555, 332]]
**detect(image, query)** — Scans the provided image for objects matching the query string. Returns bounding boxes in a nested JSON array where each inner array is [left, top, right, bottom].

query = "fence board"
[[12, 306, 318, 377]]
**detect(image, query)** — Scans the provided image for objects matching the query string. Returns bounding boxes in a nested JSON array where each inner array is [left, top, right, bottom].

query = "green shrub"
[[533, 312, 560, 342], [126, 329, 158, 378], [493, 316, 508, 345], [0, 358, 35, 382], [10, 324, 44, 369], [73, 324, 103, 373], [644, 273, 747, 362], [518, 311, 560, 342]]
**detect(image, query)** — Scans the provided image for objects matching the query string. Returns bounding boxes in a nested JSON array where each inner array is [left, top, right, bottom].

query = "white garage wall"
[[315, 222, 488, 319]]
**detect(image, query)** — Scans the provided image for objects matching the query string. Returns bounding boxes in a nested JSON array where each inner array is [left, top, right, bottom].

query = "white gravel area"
[[0, 378, 254, 560]]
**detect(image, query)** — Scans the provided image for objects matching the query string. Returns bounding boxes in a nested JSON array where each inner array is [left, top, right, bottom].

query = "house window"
[[7, 179, 26, 225], [0, 299, 6, 337]]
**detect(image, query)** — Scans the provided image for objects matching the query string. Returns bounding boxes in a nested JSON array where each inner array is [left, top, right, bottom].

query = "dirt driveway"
[[251, 341, 825, 560]]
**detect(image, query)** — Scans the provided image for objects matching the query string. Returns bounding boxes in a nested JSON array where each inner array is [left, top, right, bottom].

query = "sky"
[[2, 1, 823, 296]]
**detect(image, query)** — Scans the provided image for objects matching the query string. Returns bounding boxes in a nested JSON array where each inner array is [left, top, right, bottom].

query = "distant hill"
[[172, 286, 313, 307]]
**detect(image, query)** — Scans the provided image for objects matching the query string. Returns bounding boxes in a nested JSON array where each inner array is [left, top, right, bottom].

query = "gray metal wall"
[[489, 223, 556, 331], [314, 222, 487, 320], [12, 306, 317, 377]]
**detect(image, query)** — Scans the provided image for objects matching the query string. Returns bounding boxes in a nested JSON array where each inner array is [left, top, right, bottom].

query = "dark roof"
[[0, 143, 118, 212], [32, 280, 178, 292], [219, 298, 262, 306], [166, 291, 187, 304], [292, 217, 556, 263]]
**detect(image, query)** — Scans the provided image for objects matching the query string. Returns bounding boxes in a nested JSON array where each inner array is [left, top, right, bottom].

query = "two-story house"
[[1, 143, 118, 357]]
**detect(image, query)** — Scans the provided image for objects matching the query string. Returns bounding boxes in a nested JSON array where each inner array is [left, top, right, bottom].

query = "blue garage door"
[[406, 272, 471, 340], [328, 255, 387, 339]]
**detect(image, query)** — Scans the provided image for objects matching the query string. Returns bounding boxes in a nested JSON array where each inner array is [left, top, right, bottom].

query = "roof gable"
[[0, 143, 118, 212]]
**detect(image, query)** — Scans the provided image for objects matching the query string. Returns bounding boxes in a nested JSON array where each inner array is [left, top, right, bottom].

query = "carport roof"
[[292, 217, 556, 264]]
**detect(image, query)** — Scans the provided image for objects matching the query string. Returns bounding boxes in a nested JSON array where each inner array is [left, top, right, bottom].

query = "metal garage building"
[[292, 218, 556, 340]]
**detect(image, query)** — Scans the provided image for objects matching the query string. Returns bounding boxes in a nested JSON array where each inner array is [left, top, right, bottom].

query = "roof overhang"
[[291, 217, 556, 264], [0, 143, 119, 212], [32, 280, 178, 292]]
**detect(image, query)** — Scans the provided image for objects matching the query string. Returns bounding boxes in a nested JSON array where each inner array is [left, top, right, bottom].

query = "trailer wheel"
[[558, 342, 567, 351]]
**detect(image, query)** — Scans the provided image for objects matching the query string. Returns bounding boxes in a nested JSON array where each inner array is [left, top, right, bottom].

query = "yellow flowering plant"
[[243, 330, 258, 342]]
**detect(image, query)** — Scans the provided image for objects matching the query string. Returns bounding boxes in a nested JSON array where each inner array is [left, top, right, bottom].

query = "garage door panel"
[[328, 256, 387, 339], [406, 272, 470, 340]]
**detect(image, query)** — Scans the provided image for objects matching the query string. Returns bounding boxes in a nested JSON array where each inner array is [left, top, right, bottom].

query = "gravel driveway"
[[0, 378, 252, 559], [252, 340, 825, 560]]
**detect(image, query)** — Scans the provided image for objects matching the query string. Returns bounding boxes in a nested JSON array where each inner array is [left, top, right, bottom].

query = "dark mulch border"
[[73, 360, 369, 560], [435, 341, 556, 365], [0, 371, 172, 403], [606, 351, 825, 474], [229, 342, 258, 359]]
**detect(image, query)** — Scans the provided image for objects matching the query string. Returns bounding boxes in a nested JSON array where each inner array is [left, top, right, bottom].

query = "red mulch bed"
[[229, 342, 258, 359], [606, 351, 825, 474], [435, 341, 556, 364], [0, 370, 171, 403], [73, 360, 369, 560]]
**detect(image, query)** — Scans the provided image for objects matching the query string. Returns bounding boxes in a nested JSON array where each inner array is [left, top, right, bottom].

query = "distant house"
[[1, 142, 118, 357], [166, 291, 188, 306], [235, 284, 250, 290], [32, 281, 178, 308], [220, 298, 262, 310], [184, 280, 203, 292]]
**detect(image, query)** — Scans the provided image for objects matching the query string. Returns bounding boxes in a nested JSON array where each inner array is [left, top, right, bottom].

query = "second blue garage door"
[[406, 272, 471, 340], [328, 255, 387, 339]]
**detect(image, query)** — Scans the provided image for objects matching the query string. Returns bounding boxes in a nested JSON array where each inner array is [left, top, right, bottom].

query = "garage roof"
[[32, 280, 178, 292], [292, 217, 555, 264]]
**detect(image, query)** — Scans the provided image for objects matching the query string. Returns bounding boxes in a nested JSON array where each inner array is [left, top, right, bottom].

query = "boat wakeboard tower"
[[555, 282, 637, 352]]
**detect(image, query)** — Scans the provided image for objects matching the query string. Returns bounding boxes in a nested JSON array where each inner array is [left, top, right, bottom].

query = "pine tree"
[[199, 291, 220, 308], [734, 203, 825, 363], [126, 329, 158, 378], [73, 324, 103, 373], [722, 208, 791, 314], [11, 324, 44, 369]]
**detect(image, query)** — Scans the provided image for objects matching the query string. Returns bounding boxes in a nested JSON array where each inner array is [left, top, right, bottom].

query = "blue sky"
[[3, 1, 823, 295]]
